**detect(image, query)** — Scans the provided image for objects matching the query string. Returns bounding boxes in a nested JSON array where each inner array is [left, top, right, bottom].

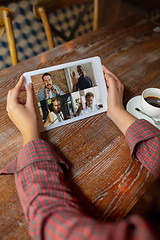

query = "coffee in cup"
[[141, 88, 160, 118]]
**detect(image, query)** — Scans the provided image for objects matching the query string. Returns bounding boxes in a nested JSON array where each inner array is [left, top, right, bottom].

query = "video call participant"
[[44, 98, 64, 127], [71, 65, 93, 91], [76, 92, 100, 116], [3, 66, 160, 240], [39, 72, 65, 101]]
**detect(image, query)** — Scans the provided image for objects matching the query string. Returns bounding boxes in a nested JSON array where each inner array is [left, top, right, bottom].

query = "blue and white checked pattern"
[[0, 0, 93, 70]]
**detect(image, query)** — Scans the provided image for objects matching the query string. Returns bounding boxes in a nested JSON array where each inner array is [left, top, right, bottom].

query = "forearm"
[[109, 109, 137, 135], [22, 130, 40, 146], [73, 84, 77, 92]]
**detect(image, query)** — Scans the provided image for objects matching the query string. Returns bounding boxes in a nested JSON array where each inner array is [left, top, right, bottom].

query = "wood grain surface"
[[0, 15, 159, 239]]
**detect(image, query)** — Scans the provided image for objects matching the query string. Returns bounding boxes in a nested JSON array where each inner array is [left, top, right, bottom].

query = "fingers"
[[102, 65, 118, 81], [12, 75, 25, 101], [71, 71, 75, 77], [26, 83, 34, 108], [105, 73, 118, 94], [102, 64, 109, 73], [102, 64, 124, 92], [52, 86, 57, 92], [45, 88, 50, 93], [106, 73, 124, 94], [6, 75, 24, 113]]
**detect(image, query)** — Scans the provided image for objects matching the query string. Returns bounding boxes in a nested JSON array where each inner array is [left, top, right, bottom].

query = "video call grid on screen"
[[23, 57, 107, 131]]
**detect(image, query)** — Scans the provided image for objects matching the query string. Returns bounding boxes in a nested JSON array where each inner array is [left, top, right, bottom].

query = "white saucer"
[[126, 95, 160, 130]]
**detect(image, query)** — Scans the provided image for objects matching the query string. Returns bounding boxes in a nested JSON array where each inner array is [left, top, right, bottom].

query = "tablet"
[[23, 56, 107, 132]]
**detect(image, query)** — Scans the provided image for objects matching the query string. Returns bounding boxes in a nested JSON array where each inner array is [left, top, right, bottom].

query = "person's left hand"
[[6, 75, 40, 145], [51, 85, 60, 95]]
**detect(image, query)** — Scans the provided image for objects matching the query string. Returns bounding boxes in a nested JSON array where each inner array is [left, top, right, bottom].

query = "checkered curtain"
[[0, 0, 93, 70]]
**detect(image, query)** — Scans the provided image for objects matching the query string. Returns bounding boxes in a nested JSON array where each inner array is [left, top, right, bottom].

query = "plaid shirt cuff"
[[0, 139, 68, 174], [125, 119, 160, 176], [126, 119, 160, 154]]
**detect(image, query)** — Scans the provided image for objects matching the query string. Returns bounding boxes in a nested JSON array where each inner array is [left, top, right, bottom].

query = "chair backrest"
[[33, 0, 99, 49], [0, 7, 18, 66]]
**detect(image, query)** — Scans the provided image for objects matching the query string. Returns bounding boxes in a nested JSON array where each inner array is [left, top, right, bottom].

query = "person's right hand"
[[102, 65, 137, 134], [102, 65, 124, 120], [70, 71, 78, 85], [6, 75, 40, 145]]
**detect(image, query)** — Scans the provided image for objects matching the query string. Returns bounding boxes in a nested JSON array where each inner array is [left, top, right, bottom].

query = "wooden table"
[[0, 15, 160, 239]]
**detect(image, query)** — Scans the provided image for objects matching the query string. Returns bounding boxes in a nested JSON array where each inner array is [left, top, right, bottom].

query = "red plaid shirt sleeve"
[[0, 119, 159, 239], [125, 119, 160, 176]]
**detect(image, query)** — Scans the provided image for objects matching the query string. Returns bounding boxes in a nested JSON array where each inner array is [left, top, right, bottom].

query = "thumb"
[[26, 83, 34, 108]]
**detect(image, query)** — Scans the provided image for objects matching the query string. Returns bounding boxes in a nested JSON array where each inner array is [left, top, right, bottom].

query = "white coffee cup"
[[141, 88, 160, 118]]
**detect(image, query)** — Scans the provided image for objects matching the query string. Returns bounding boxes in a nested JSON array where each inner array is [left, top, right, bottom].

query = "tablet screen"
[[23, 56, 107, 132]]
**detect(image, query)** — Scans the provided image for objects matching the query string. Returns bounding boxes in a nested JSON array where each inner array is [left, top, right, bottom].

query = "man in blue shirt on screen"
[[39, 73, 65, 101]]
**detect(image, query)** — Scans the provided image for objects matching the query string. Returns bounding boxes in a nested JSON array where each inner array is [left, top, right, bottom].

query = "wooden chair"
[[33, 0, 99, 49], [0, 7, 18, 66]]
